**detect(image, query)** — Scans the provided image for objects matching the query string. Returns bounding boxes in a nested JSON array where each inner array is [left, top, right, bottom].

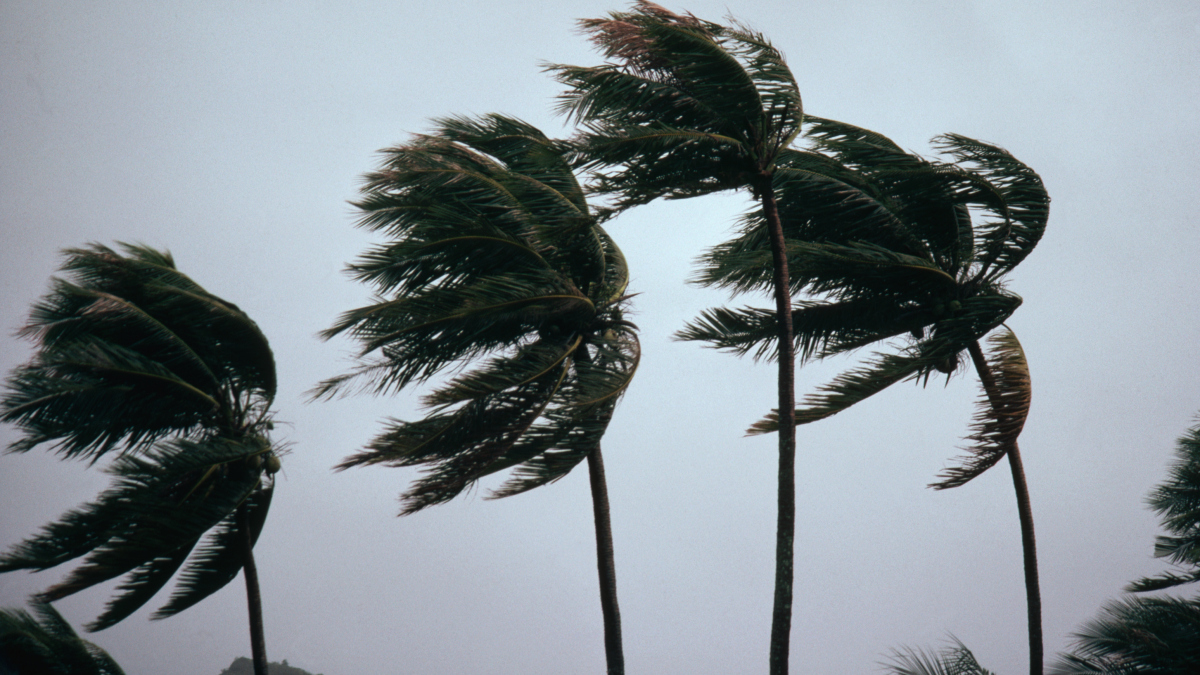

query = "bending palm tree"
[[550, 4, 805, 670], [314, 114, 638, 675], [681, 117, 1049, 674], [0, 244, 281, 675]]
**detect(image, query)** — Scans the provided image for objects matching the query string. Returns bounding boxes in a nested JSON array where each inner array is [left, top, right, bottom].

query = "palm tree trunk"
[[587, 446, 625, 675], [239, 505, 269, 675], [967, 340, 1043, 675], [760, 177, 798, 675]]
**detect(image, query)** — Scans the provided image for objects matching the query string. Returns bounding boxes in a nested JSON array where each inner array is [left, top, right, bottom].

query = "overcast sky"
[[2, 2, 1199, 674]]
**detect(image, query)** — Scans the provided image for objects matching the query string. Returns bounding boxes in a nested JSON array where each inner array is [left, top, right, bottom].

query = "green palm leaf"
[[932, 328, 1032, 489], [0, 438, 268, 629], [884, 636, 996, 675]]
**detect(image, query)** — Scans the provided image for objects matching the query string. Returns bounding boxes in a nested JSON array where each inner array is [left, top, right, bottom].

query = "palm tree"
[[0, 599, 125, 675], [313, 114, 638, 675], [679, 117, 1049, 674], [0, 243, 280, 675], [548, 4, 806, 670], [1050, 417, 1200, 673]]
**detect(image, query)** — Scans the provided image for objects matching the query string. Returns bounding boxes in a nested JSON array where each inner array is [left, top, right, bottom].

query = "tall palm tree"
[[680, 117, 1049, 674], [0, 243, 281, 675], [314, 114, 638, 675], [1050, 416, 1200, 674], [1, 599, 125, 675], [549, 4, 806, 670]]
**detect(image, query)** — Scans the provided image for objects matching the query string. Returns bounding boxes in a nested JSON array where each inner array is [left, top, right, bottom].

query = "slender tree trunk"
[[587, 447, 625, 675], [760, 177, 798, 675], [239, 505, 269, 675], [967, 340, 1043, 675]]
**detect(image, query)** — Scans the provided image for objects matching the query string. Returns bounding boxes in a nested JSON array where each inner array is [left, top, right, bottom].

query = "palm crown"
[[0, 243, 280, 631], [682, 117, 1049, 488], [315, 114, 639, 514], [550, 0, 804, 210]]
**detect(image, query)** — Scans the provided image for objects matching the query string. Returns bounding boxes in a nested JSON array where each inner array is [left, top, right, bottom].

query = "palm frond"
[[883, 636, 996, 675], [932, 327, 1031, 489], [0, 437, 268, 629], [934, 134, 1049, 282], [2, 339, 219, 459], [1126, 419, 1200, 592], [749, 292, 1021, 434], [153, 483, 273, 620], [1050, 595, 1200, 674], [0, 599, 125, 675], [2, 243, 276, 461], [677, 297, 921, 364]]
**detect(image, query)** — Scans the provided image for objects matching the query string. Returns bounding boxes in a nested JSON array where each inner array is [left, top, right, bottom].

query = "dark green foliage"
[[0, 244, 281, 630], [682, 119, 1048, 489], [2, 244, 275, 461], [550, 0, 804, 211], [0, 600, 124, 675], [1128, 421, 1200, 593], [317, 114, 639, 514], [1051, 596, 1200, 674]]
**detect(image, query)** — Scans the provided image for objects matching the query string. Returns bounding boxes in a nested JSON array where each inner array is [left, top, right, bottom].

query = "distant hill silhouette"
[[219, 657, 323, 675]]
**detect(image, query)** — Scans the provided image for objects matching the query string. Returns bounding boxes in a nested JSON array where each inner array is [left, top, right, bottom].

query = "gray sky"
[[2, 1, 1198, 673]]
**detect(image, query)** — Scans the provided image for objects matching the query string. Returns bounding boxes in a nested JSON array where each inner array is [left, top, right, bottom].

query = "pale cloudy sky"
[[1, 2, 1198, 674]]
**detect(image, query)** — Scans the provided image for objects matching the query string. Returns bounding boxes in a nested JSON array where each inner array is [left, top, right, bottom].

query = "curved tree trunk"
[[240, 505, 269, 675], [967, 341, 1043, 675], [761, 178, 798, 675], [587, 447, 625, 675]]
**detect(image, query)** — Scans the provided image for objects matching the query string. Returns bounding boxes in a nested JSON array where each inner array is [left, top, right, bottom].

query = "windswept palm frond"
[[933, 328, 1032, 489], [0, 600, 125, 675], [0, 437, 274, 631], [550, 0, 803, 210], [1127, 418, 1200, 593], [2, 244, 276, 462], [321, 114, 638, 515], [884, 636, 996, 675], [1051, 595, 1200, 674], [933, 134, 1050, 283], [747, 293, 1022, 434]]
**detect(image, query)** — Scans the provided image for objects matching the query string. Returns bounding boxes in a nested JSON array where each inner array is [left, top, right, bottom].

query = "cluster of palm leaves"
[[0, 3, 1063, 675], [0, 244, 280, 674], [0, 600, 125, 675]]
